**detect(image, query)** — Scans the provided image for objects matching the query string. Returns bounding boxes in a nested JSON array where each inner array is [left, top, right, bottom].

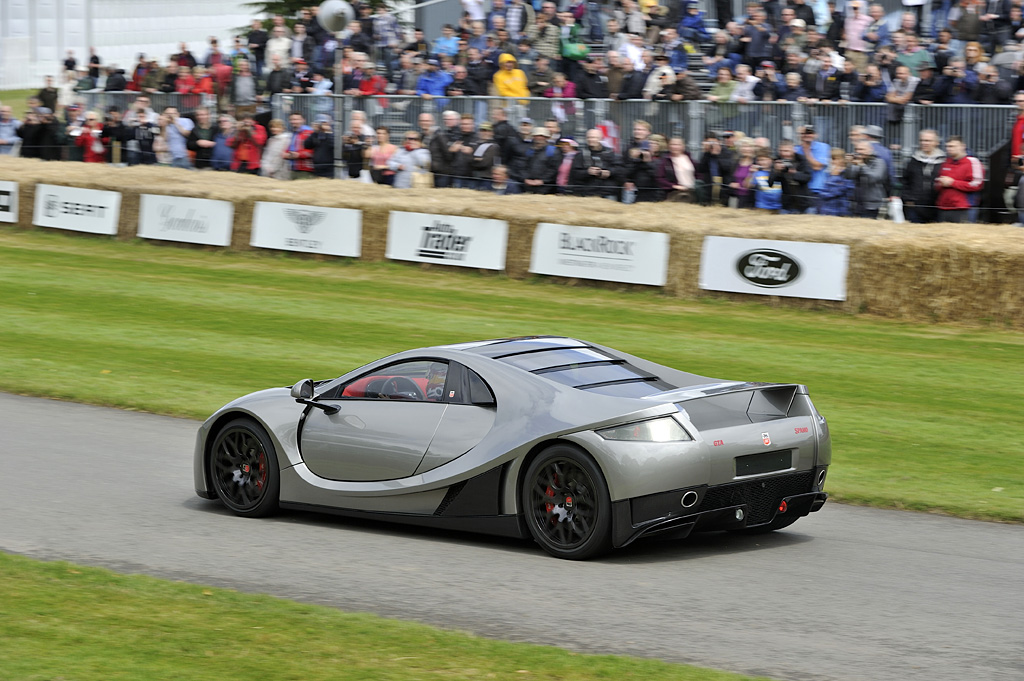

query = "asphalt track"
[[1, 393, 1022, 681]]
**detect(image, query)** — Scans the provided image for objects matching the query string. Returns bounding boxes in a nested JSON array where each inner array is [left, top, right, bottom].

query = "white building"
[[0, 0, 255, 90]]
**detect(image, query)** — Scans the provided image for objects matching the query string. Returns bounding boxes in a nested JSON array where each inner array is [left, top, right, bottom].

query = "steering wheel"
[[381, 376, 425, 401]]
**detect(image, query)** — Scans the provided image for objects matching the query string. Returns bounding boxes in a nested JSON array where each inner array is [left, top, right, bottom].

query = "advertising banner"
[[386, 211, 508, 270], [251, 202, 362, 257], [0, 181, 17, 223], [699, 236, 849, 301], [32, 183, 121, 234], [138, 194, 234, 246], [529, 223, 670, 286]]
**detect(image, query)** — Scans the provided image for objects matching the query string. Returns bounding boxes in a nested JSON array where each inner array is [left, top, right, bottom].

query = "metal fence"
[[270, 94, 1017, 172], [70, 90, 1016, 175]]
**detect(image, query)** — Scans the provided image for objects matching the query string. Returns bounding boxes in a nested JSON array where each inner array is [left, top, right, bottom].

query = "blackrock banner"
[[386, 211, 508, 270], [137, 194, 233, 246], [251, 202, 361, 257], [0, 181, 16, 224], [32, 183, 121, 235], [699, 236, 849, 301], [529, 223, 670, 286]]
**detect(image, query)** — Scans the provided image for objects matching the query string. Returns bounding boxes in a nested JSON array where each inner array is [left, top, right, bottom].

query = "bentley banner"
[[699, 236, 849, 301], [32, 183, 121, 235], [386, 211, 508, 270], [0, 181, 17, 223], [137, 194, 234, 246], [251, 202, 362, 257], [529, 223, 670, 286]]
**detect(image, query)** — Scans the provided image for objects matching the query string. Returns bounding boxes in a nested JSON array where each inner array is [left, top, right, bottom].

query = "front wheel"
[[521, 445, 612, 560], [208, 418, 280, 517]]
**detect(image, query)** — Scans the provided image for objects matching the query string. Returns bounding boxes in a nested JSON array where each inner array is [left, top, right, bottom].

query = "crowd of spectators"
[[2, 0, 1024, 222]]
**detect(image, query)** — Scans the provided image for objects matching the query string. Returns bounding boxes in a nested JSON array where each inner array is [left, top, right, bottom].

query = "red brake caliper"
[[545, 473, 558, 522], [256, 454, 267, 490]]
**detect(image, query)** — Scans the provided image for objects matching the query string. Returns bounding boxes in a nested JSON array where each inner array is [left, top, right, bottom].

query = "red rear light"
[[778, 500, 788, 513]]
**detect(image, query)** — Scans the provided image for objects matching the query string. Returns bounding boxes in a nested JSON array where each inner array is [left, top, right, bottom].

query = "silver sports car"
[[195, 336, 830, 559]]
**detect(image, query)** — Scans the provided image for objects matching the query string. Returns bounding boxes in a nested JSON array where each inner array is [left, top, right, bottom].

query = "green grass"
[[0, 89, 38, 120], [0, 552, 770, 681], [0, 228, 1022, 522]]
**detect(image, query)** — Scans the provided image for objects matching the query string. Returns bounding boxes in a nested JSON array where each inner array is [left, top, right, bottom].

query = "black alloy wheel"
[[522, 445, 611, 560], [209, 418, 280, 517]]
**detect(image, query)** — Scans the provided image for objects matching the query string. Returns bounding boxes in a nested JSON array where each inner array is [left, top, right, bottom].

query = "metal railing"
[[270, 94, 1017, 172], [55, 90, 1021, 177]]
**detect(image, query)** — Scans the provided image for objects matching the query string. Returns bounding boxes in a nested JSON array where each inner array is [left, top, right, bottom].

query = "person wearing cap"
[[753, 61, 783, 100], [794, 125, 831, 212], [912, 56, 939, 103], [846, 139, 889, 218], [679, 0, 710, 48], [471, 122, 501, 188], [861, 124, 895, 192], [416, 59, 453, 98], [521, 126, 560, 193]]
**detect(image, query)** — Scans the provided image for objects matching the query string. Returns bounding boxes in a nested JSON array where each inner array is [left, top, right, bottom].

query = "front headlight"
[[597, 416, 692, 442]]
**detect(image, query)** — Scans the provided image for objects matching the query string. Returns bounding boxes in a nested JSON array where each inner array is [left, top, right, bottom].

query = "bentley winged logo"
[[284, 208, 327, 234]]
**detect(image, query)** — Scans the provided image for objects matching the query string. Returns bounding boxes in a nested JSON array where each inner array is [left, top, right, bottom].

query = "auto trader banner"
[[386, 211, 508, 270], [699, 236, 849, 301], [32, 183, 121, 234], [0, 181, 17, 224], [251, 202, 362, 257], [137, 194, 234, 246], [529, 223, 670, 286]]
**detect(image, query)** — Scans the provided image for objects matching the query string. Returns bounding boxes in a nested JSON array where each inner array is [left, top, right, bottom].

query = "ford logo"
[[737, 250, 801, 287]]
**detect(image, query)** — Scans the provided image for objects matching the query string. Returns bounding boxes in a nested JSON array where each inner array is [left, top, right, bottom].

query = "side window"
[[339, 360, 449, 402]]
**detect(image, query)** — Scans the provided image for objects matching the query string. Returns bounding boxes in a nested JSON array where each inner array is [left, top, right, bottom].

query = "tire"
[[734, 514, 800, 535], [208, 418, 280, 518], [521, 444, 612, 560]]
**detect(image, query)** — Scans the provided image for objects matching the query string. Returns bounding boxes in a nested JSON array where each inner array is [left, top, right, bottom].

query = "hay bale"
[[2, 156, 1022, 326]]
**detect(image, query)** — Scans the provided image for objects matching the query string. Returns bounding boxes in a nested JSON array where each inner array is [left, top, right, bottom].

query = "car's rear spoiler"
[[665, 383, 808, 430]]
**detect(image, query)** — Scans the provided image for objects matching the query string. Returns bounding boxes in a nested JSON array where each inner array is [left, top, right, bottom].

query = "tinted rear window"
[[582, 381, 668, 398], [539, 363, 643, 387]]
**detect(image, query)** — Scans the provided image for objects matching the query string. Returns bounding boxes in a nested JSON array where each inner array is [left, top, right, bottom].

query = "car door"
[[299, 360, 450, 482]]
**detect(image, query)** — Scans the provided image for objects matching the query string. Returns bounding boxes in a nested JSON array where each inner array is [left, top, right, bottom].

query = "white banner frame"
[[251, 202, 362, 257], [0, 181, 17, 224], [386, 211, 508, 270], [137, 194, 234, 247], [699, 236, 849, 301], [529, 223, 670, 286], [32, 183, 121, 234]]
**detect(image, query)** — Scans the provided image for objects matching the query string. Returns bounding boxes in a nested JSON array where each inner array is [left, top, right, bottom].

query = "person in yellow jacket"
[[493, 52, 529, 98]]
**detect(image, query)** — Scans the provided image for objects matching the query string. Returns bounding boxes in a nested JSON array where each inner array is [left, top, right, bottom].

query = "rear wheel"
[[209, 418, 280, 517], [521, 445, 612, 560]]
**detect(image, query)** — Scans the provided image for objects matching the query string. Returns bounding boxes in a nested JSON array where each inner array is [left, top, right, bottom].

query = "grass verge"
[[0, 552, 771, 681], [0, 228, 1021, 522]]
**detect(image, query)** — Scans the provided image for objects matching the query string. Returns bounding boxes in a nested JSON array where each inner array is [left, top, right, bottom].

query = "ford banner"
[[699, 236, 849, 301]]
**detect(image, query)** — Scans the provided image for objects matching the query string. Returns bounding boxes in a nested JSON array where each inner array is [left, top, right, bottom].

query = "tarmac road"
[[1, 393, 1021, 681]]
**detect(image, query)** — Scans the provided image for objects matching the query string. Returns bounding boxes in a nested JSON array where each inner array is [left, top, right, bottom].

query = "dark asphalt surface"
[[1, 392, 1021, 681]]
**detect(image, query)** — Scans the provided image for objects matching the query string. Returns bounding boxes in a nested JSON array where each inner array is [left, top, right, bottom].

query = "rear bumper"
[[611, 468, 828, 548]]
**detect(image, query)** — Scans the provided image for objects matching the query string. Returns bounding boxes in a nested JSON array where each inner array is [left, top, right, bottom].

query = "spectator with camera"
[[696, 134, 734, 206], [846, 140, 889, 218], [228, 114, 266, 174], [819, 148, 855, 216], [935, 135, 983, 223]]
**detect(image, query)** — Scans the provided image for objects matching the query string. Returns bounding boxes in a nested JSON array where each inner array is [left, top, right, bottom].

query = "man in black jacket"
[[186, 108, 217, 169], [309, 115, 338, 178], [570, 128, 622, 198], [445, 66, 478, 96], [247, 19, 269, 79], [448, 114, 480, 188], [774, 139, 811, 213], [575, 57, 610, 99], [429, 110, 461, 188], [900, 128, 943, 223], [104, 67, 128, 92], [521, 127, 560, 193], [263, 55, 291, 97], [616, 59, 647, 100]]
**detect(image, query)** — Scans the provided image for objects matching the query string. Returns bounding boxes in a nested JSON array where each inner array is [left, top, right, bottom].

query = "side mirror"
[[290, 379, 314, 400]]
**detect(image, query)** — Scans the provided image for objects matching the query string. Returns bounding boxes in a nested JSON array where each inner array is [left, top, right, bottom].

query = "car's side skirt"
[[278, 502, 529, 539]]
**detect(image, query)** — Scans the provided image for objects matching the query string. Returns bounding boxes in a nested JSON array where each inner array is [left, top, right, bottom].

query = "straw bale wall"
[[2, 157, 1022, 327]]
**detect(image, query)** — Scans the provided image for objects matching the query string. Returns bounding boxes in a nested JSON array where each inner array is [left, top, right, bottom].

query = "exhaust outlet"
[[817, 469, 827, 488], [680, 490, 699, 508]]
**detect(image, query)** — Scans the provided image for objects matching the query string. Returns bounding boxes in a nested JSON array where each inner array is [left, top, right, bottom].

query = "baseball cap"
[[519, 116, 533, 125], [315, 114, 331, 123], [479, 122, 493, 131], [760, 60, 776, 68], [802, 124, 816, 133], [532, 127, 550, 137]]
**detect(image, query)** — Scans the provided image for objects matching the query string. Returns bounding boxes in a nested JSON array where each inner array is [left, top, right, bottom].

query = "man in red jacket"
[[284, 112, 314, 177], [935, 136, 983, 223]]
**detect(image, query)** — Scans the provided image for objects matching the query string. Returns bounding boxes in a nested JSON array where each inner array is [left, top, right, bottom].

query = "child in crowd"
[[819, 148, 855, 216], [747, 149, 782, 212]]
